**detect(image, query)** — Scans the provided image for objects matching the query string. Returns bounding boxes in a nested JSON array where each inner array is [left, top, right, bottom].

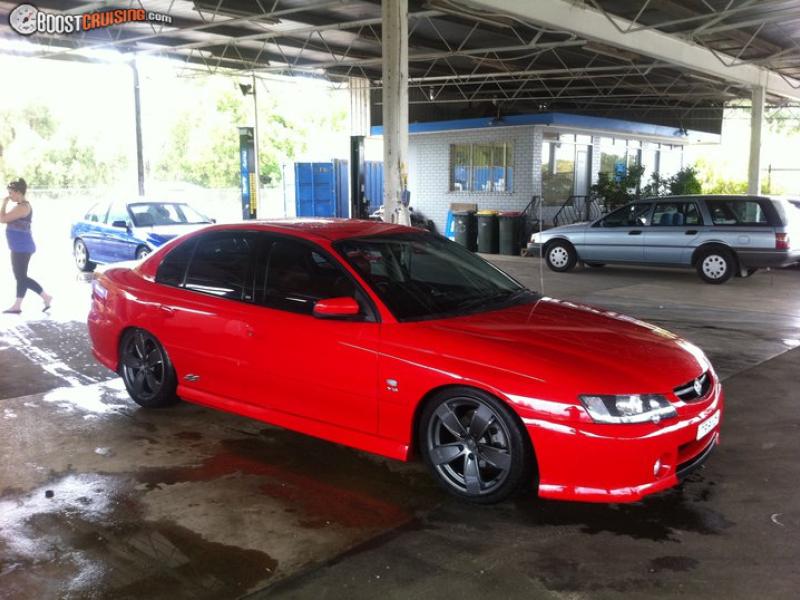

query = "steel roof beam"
[[465, 0, 800, 101]]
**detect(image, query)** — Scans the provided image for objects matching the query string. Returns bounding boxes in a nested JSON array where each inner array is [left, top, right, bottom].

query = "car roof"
[[197, 218, 416, 242]]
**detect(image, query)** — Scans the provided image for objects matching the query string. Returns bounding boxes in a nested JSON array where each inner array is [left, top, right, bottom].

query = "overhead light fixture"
[[239, 83, 253, 96]]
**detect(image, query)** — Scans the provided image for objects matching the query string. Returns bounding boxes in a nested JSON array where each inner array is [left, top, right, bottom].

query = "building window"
[[449, 142, 513, 192]]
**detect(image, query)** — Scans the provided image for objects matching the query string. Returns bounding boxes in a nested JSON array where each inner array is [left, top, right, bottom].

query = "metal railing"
[[552, 195, 605, 227]]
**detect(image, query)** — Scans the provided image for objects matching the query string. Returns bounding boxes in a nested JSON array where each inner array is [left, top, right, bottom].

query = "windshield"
[[335, 232, 534, 321], [129, 203, 211, 227]]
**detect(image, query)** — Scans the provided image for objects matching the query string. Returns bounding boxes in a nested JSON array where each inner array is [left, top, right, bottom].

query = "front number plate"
[[696, 410, 720, 441]]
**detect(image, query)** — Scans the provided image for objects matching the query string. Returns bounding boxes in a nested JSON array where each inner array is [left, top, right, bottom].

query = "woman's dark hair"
[[8, 178, 27, 195]]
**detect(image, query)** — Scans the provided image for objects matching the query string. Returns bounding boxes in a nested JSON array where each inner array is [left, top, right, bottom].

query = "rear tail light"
[[776, 233, 790, 250]]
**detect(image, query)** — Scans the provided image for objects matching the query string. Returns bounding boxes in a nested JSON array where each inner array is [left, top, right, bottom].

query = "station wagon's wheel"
[[544, 241, 577, 272], [135, 246, 151, 260], [420, 387, 533, 504], [73, 238, 95, 272], [696, 247, 735, 284], [119, 329, 178, 408]]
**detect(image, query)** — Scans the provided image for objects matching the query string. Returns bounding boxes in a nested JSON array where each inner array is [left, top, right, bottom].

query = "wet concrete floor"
[[1, 257, 799, 598]]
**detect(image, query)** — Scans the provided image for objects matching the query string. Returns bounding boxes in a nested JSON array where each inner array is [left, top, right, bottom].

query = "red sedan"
[[88, 220, 722, 504]]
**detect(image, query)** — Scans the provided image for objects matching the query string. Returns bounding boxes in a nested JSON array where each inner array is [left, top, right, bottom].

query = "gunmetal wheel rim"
[[549, 246, 569, 268], [75, 241, 87, 268], [122, 331, 165, 401], [427, 397, 512, 496], [702, 255, 727, 279]]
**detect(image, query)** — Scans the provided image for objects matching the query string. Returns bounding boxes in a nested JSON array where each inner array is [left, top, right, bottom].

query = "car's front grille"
[[674, 371, 712, 402]]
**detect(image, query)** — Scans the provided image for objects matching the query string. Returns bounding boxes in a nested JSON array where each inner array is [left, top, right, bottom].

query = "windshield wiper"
[[453, 289, 529, 312]]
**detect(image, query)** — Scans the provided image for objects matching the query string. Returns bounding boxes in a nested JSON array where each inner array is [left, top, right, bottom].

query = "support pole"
[[132, 59, 145, 197], [381, 0, 411, 225], [748, 85, 765, 195], [349, 77, 370, 219], [252, 73, 261, 217]]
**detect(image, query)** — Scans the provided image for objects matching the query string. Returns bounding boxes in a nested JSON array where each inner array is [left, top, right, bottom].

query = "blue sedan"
[[70, 200, 213, 271]]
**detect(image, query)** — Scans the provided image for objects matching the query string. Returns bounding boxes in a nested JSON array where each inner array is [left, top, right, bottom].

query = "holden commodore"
[[88, 220, 722, 504], [71, 200, 213, 272]]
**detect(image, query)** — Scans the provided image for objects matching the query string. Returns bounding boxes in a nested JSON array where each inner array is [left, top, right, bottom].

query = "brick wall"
[[408, 125, 542, 234]]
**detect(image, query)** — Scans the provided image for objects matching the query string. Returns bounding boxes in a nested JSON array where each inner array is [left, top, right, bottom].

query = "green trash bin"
[[477, 210, 499, 254], [498, 211, 523, 256], [453, 210, 477, 251]]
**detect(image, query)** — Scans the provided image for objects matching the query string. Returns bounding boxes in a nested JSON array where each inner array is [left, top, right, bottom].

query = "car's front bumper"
[[525, 388, 723, 503], [526, 242, 543, 257]]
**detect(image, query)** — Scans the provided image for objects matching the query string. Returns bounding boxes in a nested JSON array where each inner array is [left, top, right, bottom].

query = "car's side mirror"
[[313, 297, 361, 319], [111, 220, 129, 229]]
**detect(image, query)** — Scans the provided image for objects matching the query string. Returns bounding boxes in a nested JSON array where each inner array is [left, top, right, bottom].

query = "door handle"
[[628, 230, 642, 235], [685, 230, 698, 235], [158, 305, 175, 316]]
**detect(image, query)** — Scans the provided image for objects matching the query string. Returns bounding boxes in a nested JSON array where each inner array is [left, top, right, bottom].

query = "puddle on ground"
[[136, 434, 441, 530], [0, 473, 277, 600]]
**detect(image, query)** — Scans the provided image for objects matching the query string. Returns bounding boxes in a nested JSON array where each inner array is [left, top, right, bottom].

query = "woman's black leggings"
[[10, 252, 43, 299]]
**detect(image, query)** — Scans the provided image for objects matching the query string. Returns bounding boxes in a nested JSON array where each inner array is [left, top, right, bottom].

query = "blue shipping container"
[[294, 160, 349, 217]]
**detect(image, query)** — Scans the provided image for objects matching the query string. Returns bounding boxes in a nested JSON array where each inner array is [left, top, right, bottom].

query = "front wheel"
[[419, 388, 533, 504], [136, 246, 151, 260], [119, 329, 178, 408], [544, 241, 577, 272], [696, 247, 735, 284]]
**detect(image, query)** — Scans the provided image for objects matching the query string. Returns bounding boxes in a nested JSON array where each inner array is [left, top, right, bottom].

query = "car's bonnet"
[[401, 298, 709, 396]]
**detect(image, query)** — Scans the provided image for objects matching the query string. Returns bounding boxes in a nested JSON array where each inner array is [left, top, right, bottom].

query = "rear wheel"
[[696, 247, 735, 284], [544, 241, 577, 272], [419, 387, 533, 504], [73, 239, 95, 272], [135, 246, 151, 260], [119, 329, 178, 408]]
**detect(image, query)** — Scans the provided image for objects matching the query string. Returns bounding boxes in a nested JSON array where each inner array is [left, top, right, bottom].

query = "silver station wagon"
[[529, 195, 800, 283]]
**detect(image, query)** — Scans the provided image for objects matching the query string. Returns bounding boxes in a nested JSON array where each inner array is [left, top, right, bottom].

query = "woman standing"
[[1, 178, 52, 313]]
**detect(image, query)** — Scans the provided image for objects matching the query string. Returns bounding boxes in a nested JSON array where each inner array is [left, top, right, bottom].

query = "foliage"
[[0, 104, 126, 187], [155, 84, 312, 188], [641, 167, 702, 197], [693, 157, 782, 195], [591, 164, 645, 210]]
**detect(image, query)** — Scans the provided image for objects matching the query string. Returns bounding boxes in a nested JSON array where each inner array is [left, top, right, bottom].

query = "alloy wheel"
[[121, 330, 165, 401], [426, 397, 513, 497], [74, 241, 87, 269]]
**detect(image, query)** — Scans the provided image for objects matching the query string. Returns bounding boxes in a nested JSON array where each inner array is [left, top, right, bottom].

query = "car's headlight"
[[530, 232, 541, 243], [579, 394, 677, 424]]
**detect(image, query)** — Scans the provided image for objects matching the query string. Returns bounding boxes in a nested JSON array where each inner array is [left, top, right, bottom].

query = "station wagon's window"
[[183, 233, 258, 300], [258, 239, 357, 315], [707, 200, 768, 226], [598, 203, 652, 227], [651, 202, 703, 226], [156, 238, 196, 287], [85, 203, 108, 223]]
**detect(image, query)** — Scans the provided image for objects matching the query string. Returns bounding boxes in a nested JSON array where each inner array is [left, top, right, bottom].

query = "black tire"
[[695, 246, 736, 284], [419, 387, 533, 504], [135, 246, 151, 260], [74, 238, 96, 272], [544, 240, 577, 272], [119, 328, 178, 408]]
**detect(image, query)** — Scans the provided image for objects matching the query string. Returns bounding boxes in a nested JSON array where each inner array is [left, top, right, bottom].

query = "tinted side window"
[[259, 239, 356, 315], [599, 203, 651, 227], [85, 203, 108, 223], [107, 203, 129, 225], [707, 200, 768, 226], [155, 238, 197, 287], [651, 202, 703, 226], [183, 233, 257, 301]]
